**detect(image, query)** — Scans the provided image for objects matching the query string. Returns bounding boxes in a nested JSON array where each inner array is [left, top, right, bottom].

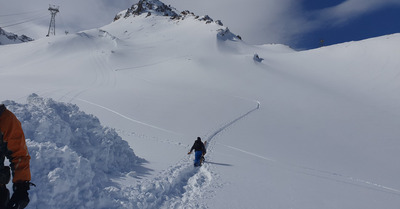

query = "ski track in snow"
[[78, 92, 400, 203], [113, 100, 261, 208], [219, 143, 400, 197], [76, 98, 183, 136], [31, 87, 400, 203], [114, 56, 186, 71]]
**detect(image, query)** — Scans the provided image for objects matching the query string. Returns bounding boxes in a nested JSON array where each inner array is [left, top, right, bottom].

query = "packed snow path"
[[112, 100, 261, 208]]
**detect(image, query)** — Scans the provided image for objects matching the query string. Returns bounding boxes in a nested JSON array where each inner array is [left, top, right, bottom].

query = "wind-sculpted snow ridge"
[[77, 29, 120, 44], [3, 94, 145, 209], [0, 27, 33, 45]]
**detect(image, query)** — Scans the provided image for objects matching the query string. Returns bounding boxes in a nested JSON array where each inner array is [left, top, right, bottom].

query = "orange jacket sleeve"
[[0, 105, 31, 183]]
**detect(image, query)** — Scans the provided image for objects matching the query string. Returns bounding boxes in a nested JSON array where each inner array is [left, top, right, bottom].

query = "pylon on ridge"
[[46, 5, 59, 37]]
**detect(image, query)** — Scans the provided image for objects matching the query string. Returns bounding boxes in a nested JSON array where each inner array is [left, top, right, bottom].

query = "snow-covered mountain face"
[[0, 27, 33, 45], [115, 0, 180, 19], [1, 0, 400, 208], [114, 0, 224, 27]]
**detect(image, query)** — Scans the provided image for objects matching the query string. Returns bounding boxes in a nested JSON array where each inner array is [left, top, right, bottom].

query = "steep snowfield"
[[1, 3, 400, 208]]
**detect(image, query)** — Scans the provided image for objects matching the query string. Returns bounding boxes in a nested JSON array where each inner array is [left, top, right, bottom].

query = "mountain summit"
[[114, 0, 222, 26], [112, 0, 243, 42], [115, 0, 179, 19]]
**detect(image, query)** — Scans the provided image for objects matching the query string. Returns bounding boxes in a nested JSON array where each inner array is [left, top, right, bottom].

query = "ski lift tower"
[[46, 5, 59, 37]]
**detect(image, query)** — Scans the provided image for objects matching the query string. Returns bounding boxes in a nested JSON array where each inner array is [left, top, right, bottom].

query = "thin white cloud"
[[314, 0, 400, 26], [279, 0, 400, 47], [162, 0, 302, 44]]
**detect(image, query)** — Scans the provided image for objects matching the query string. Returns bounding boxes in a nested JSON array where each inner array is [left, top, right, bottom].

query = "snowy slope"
[[1, 0, 400, 208]]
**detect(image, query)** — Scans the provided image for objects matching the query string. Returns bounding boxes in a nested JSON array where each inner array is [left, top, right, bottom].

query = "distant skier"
[[188, 137, 207, 167], [0, 104, 33, 209]]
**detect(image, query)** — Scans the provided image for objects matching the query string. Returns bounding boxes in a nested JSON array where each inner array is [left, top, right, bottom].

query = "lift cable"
[[0, 9, 43, 17], [0, 14, 48, 29]]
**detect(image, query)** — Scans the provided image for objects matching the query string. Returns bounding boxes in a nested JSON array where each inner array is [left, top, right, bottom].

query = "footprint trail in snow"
[[111, 101, 260, 208]]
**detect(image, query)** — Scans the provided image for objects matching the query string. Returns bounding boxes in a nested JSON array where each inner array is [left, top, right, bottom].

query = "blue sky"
[[1, 0, 400, 50], [161, 0, 400, 50], [293, 0, 400, 49]]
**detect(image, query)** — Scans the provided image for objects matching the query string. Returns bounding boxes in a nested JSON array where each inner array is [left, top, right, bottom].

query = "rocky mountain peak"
[[113, 0, 224, 26], [0, 27, 33, 45]]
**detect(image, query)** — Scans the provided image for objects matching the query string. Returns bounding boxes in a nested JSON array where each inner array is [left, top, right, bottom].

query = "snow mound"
[[3, 94, 144, 209], [0, 28, 33, 45]]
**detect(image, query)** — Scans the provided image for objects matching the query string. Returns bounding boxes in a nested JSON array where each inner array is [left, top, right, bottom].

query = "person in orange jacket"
[[0, 104, 32, 209]]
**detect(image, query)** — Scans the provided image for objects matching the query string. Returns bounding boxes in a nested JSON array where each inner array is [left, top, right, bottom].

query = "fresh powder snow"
[[0, 0, 400, 208]]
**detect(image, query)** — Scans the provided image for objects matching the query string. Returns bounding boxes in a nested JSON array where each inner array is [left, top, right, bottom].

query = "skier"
[[187, 137, 206, 167], [0, 104, 33, 209]]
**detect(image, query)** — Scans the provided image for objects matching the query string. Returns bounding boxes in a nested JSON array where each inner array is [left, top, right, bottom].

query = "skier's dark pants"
[[0, 184, 9, 208], [0, 165, 10, 207], [194, 151, 203, 166]]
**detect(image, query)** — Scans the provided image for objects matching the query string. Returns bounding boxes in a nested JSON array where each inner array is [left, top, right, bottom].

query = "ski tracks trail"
[[114, 100, 261, 209]]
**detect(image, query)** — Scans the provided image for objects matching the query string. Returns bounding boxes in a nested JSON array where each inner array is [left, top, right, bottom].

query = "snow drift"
[[3, 94, 144, 208]]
